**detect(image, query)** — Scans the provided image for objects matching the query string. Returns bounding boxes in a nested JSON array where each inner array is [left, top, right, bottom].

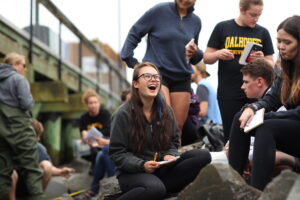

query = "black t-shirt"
[[207, 19, 274, 100], [79, 108, 111, 138]]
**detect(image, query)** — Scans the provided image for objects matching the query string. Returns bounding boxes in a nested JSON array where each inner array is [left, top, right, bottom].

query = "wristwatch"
[[244, 103, 259, 112]]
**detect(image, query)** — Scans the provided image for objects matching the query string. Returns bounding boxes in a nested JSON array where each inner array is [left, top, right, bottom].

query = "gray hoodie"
[[0, 64, 34, 110]]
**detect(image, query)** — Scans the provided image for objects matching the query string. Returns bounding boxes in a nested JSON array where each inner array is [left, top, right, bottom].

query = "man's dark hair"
[[240, 0, 263, 11], [240, 58, 275, 87]]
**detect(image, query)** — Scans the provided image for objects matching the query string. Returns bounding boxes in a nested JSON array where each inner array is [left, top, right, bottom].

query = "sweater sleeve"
[[190, 49, 203, 65], [16, 76, 34, 110], [264, 106, 300, 120], [109, 107, 145, 173], [190, 21, 203, 64], [120, 7, 155, 68]]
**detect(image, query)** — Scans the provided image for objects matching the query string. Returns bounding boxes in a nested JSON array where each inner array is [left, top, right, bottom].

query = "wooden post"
[[61, 119, 81, 163], [42, 113, 62, 165]]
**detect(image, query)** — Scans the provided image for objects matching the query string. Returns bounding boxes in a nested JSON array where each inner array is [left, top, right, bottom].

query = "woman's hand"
[[144, 161, 159, 173], [186, 43, 198, 60], [94, 137, 109, 147], [163, 155, 175, 161], [81, 130, 88, 144], [239, 107, 255, 129], [87, 137, 109, 147]]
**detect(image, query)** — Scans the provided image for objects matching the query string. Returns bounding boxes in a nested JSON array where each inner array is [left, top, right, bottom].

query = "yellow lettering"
[[225, 37, 231, 49], [230, 37, 235, 49]]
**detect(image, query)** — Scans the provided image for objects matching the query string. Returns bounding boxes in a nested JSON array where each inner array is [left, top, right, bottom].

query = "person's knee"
[[96, 150, 104, 160], [143, 182, 166, 200], [183, 149, 212, 167], [102, 146, 109, 154], [194, 149, 211, 166]]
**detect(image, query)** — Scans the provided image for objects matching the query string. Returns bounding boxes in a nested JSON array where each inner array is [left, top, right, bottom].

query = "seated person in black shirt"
[[79, 89, 112, 172], [77, 89, 115, 198]]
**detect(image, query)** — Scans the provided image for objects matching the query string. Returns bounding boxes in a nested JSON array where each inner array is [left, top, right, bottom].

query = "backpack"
[[199, 122, 224, 152]]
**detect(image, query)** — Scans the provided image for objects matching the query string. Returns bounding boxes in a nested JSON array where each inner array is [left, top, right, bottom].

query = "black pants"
[[117, 149, 211, 200], [218, 98, 249, 142], [182, 115, 200, 146], [229, 112, 300, 190]]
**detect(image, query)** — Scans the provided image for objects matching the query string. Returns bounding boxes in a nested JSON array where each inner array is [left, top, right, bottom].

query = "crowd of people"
[[1, 0, 300, 199]]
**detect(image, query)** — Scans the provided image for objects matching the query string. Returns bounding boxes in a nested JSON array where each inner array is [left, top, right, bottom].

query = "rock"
[[286, 175, 300, 200], [98, 176, 122, 200], [177, 163, 261, 200], [259, 170, 299, 200]]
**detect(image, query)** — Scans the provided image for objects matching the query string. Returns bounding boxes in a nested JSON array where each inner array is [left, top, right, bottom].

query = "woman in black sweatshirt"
[[109, 62, 211, 200]]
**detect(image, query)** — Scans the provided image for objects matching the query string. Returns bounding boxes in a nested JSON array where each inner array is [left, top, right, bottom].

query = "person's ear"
[[240, 7, 246, 15], [256, 77, 264, 87], [133, 80, 139, 89]]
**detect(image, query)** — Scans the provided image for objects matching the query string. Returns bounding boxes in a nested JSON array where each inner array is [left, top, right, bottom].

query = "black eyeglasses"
[[137, 73, 161, 82]]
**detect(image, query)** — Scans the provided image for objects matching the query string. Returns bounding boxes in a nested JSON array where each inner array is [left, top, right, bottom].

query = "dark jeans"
[[117, 149, 211, 200], [90, 145, 115, 193], [229, 112, 300, 190], [81, 147, 100, 169]]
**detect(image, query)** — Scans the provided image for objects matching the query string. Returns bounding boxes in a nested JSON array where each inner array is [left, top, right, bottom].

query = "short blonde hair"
[[3, 52, 25, 66], [194, 62, 210, 78], [82, 89, 100, 105]]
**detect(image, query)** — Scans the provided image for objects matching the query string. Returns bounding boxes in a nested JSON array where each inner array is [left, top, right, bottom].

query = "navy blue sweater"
[[121, 2, 203, 80]]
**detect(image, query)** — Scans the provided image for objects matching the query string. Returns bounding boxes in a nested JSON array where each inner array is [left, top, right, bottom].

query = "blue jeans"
[[90, 145, 115, 193]]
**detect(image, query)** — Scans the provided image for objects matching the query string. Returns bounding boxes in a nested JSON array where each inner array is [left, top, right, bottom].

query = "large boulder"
[[177, 163, 261, 200], [259, 170, 299, 200], [98, 176, 122, 200]]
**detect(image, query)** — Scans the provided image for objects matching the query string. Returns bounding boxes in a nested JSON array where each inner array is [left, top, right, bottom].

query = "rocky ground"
[[44, 158, 98, 200], [44, 141, 300, 200]]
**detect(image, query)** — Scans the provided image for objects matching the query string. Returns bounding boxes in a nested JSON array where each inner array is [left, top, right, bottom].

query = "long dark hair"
[[277, 15, 300, 106], [129, 62, 172, 154]]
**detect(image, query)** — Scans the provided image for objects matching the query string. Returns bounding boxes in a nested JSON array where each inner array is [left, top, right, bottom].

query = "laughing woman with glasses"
[[109, 62, 211, 200]]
